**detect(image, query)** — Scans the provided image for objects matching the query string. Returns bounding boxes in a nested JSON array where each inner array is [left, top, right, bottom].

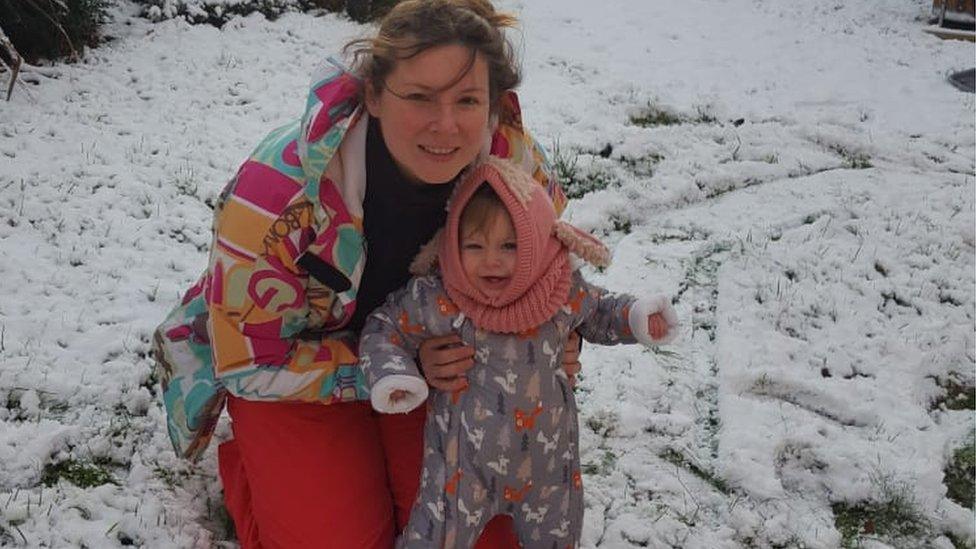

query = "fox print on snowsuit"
[[359, 160, 678, 548]]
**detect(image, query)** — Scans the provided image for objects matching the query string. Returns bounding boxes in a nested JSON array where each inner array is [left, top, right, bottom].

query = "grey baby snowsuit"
[[360, 158, 676, 548], [360, 270, 653, 548]]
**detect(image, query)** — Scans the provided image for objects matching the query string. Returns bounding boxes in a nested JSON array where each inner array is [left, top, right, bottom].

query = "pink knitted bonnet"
[[412, 158, 611, 333]]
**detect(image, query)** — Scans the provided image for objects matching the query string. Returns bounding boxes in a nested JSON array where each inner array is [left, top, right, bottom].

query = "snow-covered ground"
[[1, 0, 973, 547]]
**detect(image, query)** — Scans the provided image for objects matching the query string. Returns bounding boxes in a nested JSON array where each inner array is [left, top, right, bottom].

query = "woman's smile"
[[419, 144, 460, 159]]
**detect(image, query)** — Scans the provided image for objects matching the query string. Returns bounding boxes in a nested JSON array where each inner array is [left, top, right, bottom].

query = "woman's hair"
[[460, 183, 508, 239], [344, 0, 521, 112]]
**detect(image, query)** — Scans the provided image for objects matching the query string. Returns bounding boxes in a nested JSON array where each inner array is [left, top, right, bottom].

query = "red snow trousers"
[[219, 396, 519, 548]]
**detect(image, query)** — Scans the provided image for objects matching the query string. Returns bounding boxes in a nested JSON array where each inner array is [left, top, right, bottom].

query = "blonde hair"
[[344, 0, 521, 112], [459, 183, 509, 239]]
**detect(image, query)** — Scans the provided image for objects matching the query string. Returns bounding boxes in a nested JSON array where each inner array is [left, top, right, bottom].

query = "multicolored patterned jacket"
[[152, 57, 567, 460]]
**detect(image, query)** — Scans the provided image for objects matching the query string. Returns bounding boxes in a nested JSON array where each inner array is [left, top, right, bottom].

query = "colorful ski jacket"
[[152, 57, 567, 460]]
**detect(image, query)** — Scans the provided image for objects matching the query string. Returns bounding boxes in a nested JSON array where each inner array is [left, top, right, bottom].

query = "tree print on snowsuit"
[[360, 272, 639, 548]]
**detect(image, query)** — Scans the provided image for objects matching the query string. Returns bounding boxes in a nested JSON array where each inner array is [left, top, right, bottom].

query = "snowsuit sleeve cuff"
[[628, 295, 679, 347], [370, 374, 429, 414]]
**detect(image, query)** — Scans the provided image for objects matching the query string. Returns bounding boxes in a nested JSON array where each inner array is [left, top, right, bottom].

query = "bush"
[[138, 0, 311, 25], [0, 0, 110, 63], [135, 0, 401, 25], [345, 0, 399, 22]]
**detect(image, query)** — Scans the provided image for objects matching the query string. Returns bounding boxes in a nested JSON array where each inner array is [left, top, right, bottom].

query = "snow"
[[1, 0, 973, 547]]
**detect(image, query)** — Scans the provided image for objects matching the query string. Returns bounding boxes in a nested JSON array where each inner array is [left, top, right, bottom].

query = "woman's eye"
[[502, 242, 517, 251], [459, 96, 481, 106], [462, 243, 483, 250], [406, 93, 431, 102]]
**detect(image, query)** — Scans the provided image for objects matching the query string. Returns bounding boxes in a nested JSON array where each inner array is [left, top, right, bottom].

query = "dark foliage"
[[344, 0, 398, 22], [0, 0, 110, 63], [133, 0, 401, 26]]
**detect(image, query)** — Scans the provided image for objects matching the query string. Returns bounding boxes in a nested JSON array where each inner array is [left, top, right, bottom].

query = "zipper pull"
[[452, 312, 466, 331]]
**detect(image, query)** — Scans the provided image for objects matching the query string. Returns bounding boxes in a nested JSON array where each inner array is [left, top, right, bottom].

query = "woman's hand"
[[562, 330, 582, 387], [418, 334, 474, 392]]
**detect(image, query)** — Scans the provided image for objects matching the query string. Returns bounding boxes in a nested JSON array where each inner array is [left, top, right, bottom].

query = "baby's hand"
[[629, 295, 677, 346], [647, 313, 669, 341]]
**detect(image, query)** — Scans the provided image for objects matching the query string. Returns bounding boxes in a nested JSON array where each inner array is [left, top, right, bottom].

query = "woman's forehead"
[[388, 45, 488, 92]]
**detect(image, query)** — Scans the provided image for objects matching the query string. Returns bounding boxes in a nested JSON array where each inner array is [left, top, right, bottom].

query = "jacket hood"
[[439, 158, 570, 332], [298, 57, 364, 189], [441, 158, 564, 308], [433, 159, 611, 333]]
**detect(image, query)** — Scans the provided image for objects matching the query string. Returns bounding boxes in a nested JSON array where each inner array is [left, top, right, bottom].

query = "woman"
[[153, 1, 580, 546]]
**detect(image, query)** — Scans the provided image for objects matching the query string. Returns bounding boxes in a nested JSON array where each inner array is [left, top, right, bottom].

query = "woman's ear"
[[364, 84, 381, 117]]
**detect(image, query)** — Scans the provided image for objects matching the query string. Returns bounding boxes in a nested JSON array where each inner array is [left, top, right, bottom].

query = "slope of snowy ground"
[[0, 0, 973, 547]]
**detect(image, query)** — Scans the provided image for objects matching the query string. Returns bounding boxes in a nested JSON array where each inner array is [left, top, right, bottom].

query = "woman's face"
[[366, 44, 491, 185]]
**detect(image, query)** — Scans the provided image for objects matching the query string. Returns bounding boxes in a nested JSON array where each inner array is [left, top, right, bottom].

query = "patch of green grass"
[[928, 373, 976, 412], [945, 530, 975, 549], [619, 152, 664, 177], [0, 523, 18, 545], [630, 104, 718, 127], [945, 437, 975, 510], [551, 140, 580, 185], [550, 141, 618, 199], [659, 448, 730, 495], [582, 449, 618, 476], [648, 226, 710, 245], [209, 497, 238, 541], [693, 105, 718, 124], [630, 106, 685, 127], [832, 473, 931, 549], [673, 240, 731, 342], [584, 410, 617, 438], [566, 170, 616, 200], [844, 152, 873, 169], [610, 215, 632, 234], [41, 459, 116, 488], [152, 465, 183, 489], [738, 534, 807, 548], [827, 144, 873, 169], [4, 391, 20, 410]]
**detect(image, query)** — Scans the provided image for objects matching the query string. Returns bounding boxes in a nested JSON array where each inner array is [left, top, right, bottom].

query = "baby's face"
[[460, 210, 517, 298]]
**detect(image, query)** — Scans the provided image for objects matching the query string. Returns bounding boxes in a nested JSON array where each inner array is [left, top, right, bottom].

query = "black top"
[[344, 116, 457, 333]]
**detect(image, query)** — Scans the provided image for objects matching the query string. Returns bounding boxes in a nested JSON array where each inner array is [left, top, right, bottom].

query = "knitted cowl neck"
[[438, 159, 572, 334]]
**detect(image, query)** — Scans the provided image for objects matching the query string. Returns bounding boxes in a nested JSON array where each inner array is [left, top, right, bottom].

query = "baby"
[[358, 158, 677, 548]]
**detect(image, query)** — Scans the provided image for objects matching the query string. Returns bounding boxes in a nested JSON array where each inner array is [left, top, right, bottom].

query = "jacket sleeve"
[[571, 271, 678, 347], [206, 160, 367, 404], [358, 278, 433, 414]]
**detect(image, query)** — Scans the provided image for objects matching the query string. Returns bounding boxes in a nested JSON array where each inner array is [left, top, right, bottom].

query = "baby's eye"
[[458, 96, 482, 107], [502, 242, 518, 251], [405, 93, 432, 102], [462, 242, 483, 250]]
